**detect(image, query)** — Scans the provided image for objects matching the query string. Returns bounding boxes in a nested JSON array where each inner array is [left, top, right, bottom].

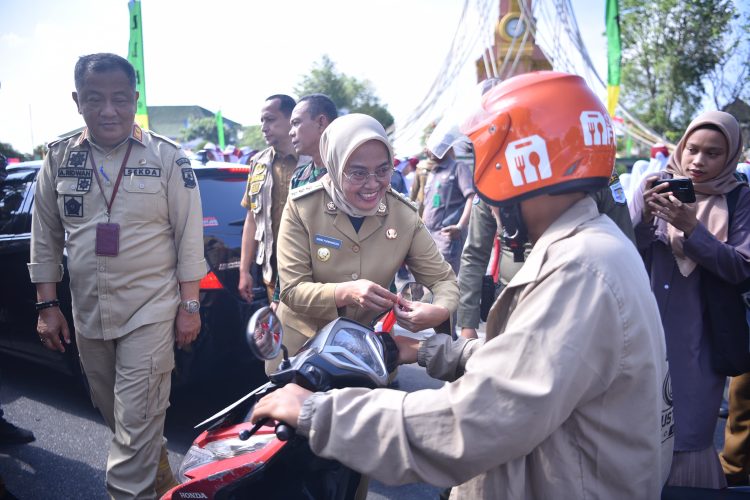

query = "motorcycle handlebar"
[[275, 421, 296, 441]]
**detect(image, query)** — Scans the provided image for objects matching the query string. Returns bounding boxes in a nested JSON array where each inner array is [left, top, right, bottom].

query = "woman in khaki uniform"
[[271, 113, 459, 373]]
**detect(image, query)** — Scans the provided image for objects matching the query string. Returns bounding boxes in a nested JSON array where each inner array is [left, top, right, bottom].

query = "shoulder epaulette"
[[46, 132, 81, 151], [247, 147, 273, 166], [387, 189, 418, 211], [148, 130, 181, 149], [290, 181, 325, 201]]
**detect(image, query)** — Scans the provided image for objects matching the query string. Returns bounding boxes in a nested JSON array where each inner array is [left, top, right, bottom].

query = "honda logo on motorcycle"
[[178, 493, 208, 499]]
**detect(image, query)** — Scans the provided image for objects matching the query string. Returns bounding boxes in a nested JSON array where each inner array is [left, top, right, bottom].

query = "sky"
[[0, 0, 607, 156]]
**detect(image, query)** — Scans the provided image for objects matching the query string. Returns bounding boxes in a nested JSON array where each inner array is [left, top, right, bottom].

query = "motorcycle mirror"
[[399, 282, 433, 304], [246, 306, 283, 360]]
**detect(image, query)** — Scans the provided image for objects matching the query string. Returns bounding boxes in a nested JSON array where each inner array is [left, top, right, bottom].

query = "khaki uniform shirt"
[[276, 183, 458, 339], [298, 197, 673, 499], [28, 125, 206, 340], [241, 147, 308, 283]]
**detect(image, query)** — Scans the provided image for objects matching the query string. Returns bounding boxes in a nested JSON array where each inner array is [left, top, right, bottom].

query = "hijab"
[[319, 113, 393, 217], [665, 110, 743, 276]]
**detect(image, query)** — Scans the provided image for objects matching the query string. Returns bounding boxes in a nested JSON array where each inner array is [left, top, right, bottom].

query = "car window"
[[0, 172, 34, 235]]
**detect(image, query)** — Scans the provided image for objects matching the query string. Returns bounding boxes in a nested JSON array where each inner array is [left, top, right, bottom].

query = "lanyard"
[[89, 141, 133, 220]]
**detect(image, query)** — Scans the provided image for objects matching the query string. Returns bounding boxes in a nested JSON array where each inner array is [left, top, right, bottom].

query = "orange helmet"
[[461, 71, 615, 207]]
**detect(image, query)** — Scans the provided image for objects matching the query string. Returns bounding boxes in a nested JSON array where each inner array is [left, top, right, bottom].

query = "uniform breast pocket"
[[121, 178, 165, 221], [56, 179, 92, 220]]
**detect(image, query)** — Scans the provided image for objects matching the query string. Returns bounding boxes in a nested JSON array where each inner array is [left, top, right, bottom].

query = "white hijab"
[[319, 113, 393, 217]]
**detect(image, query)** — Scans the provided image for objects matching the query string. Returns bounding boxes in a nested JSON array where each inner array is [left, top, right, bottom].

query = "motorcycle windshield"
[[330, 328, 384, 377]]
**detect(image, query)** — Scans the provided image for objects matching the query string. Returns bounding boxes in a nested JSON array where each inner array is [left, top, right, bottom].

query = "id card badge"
[[95, 222, 120, 256], [432, 193, 441, 208]]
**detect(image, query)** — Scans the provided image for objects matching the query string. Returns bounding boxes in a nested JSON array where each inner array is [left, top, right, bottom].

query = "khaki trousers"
[[76, 320, 175, 499], [722, 373, 750, 481], [719, 373, 750, 482]]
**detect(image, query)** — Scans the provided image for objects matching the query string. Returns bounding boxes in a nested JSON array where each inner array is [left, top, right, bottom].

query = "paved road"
[[1, 324, 733, 499], [0, 350, 444, 499]]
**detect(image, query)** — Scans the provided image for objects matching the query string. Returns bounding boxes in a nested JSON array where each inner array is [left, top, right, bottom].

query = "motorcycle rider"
[[252, 71, 673, 498]]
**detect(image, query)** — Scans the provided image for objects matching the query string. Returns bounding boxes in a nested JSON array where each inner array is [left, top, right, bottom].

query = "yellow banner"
[[607, 85, 620, 117]]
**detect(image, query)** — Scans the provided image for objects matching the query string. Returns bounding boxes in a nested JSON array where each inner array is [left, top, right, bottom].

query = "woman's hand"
[[641, 175, 669, 223], [650, 194, 699, 236], [393, 299, 450, 333], [250, 384, 313, 426], [334, 279, 398, 312]]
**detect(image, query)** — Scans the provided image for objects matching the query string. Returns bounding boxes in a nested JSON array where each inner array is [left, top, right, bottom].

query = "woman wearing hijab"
[[270, 113, 459, 373], [634, 111, 750, 488]]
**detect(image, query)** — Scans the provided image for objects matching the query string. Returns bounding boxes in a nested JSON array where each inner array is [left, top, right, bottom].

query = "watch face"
[[506, 17, 525, 38], [183, 300, 200, 313]]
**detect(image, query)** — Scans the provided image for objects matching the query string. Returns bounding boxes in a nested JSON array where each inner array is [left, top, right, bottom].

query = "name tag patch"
[[125, 167, 161, 177], [58, 167, 92, 178], [314, 234, 342, 249]]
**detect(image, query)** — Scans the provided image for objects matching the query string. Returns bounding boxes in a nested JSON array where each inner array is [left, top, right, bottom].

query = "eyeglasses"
[[342, 166, 393, 185]]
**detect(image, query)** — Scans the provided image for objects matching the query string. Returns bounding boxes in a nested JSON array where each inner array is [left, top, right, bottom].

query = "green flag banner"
[[128, 0, 149, 129], [606, 0, 621, 117], [216, 109, 225, 150]]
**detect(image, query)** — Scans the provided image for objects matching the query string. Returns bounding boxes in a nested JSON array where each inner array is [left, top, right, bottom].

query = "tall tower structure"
[[476, 0, 551, 81]]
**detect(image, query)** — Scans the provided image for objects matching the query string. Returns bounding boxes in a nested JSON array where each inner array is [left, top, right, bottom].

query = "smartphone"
[[652, 178, 696, 203]]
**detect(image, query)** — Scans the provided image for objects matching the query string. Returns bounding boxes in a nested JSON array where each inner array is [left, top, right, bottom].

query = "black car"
[[0, 159, 267, 391]]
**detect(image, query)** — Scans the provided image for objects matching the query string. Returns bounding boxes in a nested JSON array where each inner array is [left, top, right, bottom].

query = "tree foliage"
[[294, 55, 394, 130], [238, 125, 266, 150], [620, 0, 749, 141], [180, 116, 238, 145], [0, 141, 32, 161]]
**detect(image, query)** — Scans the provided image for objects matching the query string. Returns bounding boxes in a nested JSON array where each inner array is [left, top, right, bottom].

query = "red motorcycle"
[[162, 283, 431, 499]]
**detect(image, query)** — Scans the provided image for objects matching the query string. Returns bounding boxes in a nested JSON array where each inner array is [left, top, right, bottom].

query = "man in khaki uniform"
[[239, 94, 309, 304], [268, 93, 338, 306], [28, 53, 206, 499], [251, 73, 671, 499]]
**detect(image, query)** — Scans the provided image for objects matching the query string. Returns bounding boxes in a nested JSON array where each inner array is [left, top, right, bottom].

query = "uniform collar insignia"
[[131, 124, 143, 144], [75, 129, 90, 147]]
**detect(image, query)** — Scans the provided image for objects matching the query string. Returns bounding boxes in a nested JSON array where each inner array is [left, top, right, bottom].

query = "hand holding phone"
[[652, 178, 696, 203]]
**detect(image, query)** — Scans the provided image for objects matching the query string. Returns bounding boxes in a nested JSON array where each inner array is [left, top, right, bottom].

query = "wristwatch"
[[180, 300, 200, 314]]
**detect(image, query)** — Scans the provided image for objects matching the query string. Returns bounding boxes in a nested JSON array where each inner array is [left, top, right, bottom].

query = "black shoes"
[[0, 417, 35, 445]]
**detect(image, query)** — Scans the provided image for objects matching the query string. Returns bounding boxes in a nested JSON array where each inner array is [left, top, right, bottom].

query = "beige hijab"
[[319, 113, 394, 217], [665, 110, 743, 276]]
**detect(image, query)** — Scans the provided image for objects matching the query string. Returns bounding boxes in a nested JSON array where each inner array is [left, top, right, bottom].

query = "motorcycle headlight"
[[328, 327, 386, 377], [178, 433, 276, 482]]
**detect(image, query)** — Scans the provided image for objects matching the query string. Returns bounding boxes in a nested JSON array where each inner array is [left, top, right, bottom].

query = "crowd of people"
[[2, 50, 749, 499]]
